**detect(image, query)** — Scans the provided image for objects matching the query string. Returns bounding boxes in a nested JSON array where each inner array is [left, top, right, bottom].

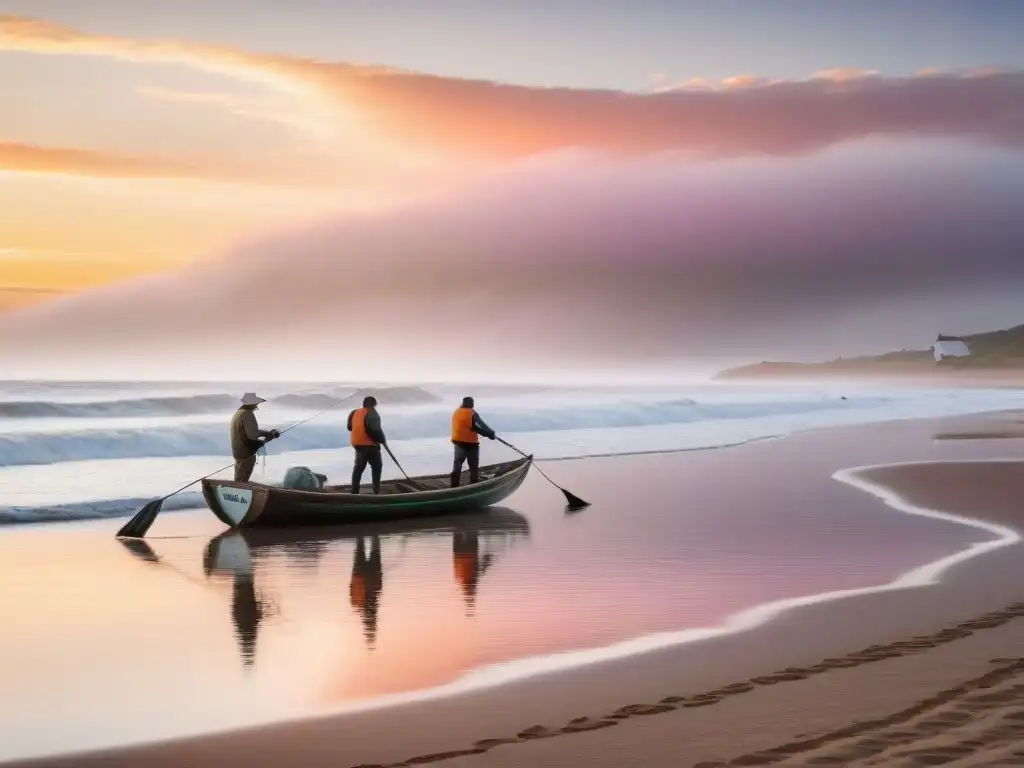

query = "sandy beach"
[[4, 411, 1024, 768]]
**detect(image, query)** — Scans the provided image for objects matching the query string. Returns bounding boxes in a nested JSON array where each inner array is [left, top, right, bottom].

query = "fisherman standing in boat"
[[230, 393, 280, 483], [451, 396, 496, 487], [348, 395, 387, 494]]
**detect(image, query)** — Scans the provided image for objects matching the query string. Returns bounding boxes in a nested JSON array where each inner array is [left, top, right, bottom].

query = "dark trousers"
[[451, 442, 480, 487], [352, 445, 383, 494], [234, 454, 257, 483]]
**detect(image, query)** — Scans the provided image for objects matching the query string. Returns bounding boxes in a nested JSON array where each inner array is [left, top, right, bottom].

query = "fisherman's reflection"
[[349, 535, 384, 648], [200, 536, 273, 672], [453, 530, 495, 615], [123, 537, 271, 672], [231, 571, 264, 670]]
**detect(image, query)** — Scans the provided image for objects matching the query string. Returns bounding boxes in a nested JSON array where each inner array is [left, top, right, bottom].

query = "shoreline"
[[7, 402, 1022, 528], [8, 416, 1024, 767]]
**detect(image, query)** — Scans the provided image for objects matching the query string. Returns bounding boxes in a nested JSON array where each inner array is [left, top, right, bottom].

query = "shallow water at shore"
[[3, 418, 1021, 762]]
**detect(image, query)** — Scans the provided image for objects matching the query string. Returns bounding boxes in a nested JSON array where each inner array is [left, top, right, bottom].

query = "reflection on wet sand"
[[230, 573, 265, 669], [350, 535, 383, 648], [454, 531, 494, 615], [123, 507, 531, 671]]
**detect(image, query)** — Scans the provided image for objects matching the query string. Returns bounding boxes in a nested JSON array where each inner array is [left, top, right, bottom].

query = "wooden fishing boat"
[[200, 456, 532, 529]]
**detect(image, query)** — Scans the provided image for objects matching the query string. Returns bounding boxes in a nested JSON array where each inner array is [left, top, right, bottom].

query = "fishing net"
[[281, 466, 327, 491]]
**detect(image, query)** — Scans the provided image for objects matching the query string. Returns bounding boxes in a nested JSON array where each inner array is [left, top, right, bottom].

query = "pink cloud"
[[2, 15, 1023, 163]]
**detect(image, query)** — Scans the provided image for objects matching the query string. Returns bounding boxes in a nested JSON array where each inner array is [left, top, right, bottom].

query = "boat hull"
[[201, 456, 532, 529]]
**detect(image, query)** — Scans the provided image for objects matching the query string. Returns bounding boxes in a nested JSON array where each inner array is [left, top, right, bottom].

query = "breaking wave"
[[0, 493, 203, 525], [0, 385, 443, 420], [0, 395, 887, 467], [0, 394, 238, 419], [274, 387, 442, 409]]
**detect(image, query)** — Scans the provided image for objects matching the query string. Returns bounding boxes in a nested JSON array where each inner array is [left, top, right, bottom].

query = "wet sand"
[[933, 409, 1024, 441], [6, 414, 1024, 768]]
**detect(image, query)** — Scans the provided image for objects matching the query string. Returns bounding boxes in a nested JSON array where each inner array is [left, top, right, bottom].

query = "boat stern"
[[202, 481, 267, 528]]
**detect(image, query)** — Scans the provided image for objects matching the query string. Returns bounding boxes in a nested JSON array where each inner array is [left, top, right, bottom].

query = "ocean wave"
[[0, 385, 444, 420], [0, 394, 238, 419], [0, 493, 203, 525], [273, 386, 442, 409], [0, 396, 886, 467]]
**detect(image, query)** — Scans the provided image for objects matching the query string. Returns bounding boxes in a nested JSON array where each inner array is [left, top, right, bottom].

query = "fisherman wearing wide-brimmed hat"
[[229, 392, 280, 482]]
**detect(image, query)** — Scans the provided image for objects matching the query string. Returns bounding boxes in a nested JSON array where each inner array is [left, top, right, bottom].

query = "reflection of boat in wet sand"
[[201, 506, 531, 578], [120, 507, 531, 668], [201, 507, 531, 657], [200, 457, 532, 530]]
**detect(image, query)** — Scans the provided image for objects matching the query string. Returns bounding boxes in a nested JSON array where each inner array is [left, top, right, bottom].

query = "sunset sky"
[[1, 1, 1023, 379]]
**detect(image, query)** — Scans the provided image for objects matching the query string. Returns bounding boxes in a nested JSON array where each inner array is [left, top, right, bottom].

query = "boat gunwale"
[[201, 455, 532, 506]]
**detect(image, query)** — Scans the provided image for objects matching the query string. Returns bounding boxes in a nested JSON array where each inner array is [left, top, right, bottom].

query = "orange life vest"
[[454, 552, 478, 597], [350, 574, 367, 610], [451, 407, 478, 443], [350, 407, 376, 446]]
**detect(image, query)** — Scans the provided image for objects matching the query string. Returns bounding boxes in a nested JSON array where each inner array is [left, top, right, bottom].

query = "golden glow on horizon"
[[0, 14, 478, 305]]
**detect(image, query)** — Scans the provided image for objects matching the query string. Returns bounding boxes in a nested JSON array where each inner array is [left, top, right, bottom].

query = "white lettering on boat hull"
[[214, 485, 253, 526], [211, 533, 253, 576]]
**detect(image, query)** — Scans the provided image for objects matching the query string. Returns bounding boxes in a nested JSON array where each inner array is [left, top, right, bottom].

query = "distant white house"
[[931, 333, 970, 362]]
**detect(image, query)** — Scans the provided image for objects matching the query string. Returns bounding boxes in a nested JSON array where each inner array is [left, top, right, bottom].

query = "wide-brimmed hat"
[[240, 392, 266, 406]]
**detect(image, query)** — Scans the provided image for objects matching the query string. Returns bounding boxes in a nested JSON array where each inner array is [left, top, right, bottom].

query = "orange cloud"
[[0, 15, 312, 91], [135, 86, 333, 142], [0, 140, 420, 190], [0, 285, 66, 313], [721, 74, 775, 89], [0, 141, 207, 180], [3, 14, 1024, 163], [810, 67, 880, 82]]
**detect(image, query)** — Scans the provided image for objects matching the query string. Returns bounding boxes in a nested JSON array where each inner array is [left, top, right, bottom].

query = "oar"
[[117, 538, 211, 590], [116, 394, 355, 539], [382, 444, 428, 491], [495, 437, 590, 509]]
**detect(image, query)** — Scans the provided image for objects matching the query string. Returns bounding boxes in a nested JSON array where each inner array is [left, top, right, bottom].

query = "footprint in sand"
[[402, 748, 490, 764], [660, 695, 688, 704], [473, 737, 521, 749], [683, 698, 721, 708], [516, 725, 559, 740], [750, 673, 806, 684], [612, 703, 677, 717], [710, 682, 757, 696], [560, 717, 619, 733], [367, 602, 1024, 768]]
